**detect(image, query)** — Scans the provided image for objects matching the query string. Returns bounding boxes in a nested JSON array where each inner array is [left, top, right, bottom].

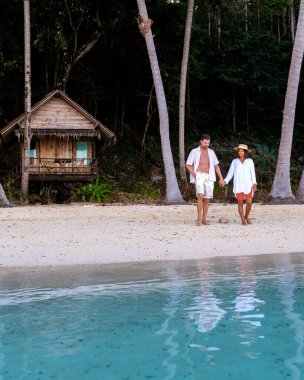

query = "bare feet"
[[245, 217, 252, 224], [241, 219, 247, 225], [196, 220, 202, 226], [202, 221, 210, 225]]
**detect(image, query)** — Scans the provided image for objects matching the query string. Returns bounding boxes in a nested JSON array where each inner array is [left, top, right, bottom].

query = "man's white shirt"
[[186, 147, 219, 183]]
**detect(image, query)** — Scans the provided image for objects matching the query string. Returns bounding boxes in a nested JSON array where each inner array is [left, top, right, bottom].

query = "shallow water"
[[1, 253, 304, 379]]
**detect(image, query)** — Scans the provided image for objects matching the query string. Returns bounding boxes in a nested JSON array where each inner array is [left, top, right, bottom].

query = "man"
[[186, 134, 224, 226]]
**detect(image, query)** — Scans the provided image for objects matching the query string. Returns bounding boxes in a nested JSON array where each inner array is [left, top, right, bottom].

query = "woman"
[[223, 144, 257, 225]]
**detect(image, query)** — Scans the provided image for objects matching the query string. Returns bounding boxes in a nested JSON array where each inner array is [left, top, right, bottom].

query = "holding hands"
[[219, 179, 226, 188]]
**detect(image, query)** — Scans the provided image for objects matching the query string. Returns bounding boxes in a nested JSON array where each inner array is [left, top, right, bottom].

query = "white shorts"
[[195, 172, 214, 198]]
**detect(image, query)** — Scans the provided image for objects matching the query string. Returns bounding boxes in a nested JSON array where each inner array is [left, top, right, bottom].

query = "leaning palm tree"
[[136, 0, 184, 204], [270, 0, 304, 202], [0, 183, 14, 207], [21, 0, 31, 204], [179, 0, 195, 183]]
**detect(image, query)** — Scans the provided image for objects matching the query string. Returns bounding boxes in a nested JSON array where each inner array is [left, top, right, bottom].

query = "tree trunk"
[[291, 1, 295, 42], [21, 0, 31, 204], [216, 5, 221, 49], [140, 84, 155, 171], [232, 84, 236, 133], [257, 0, 260, 33], [60, 29, 103, 91], [136, 0, 184, 204], [208, 8, 211, 37], [0, 184, 14, 207], [55, 4, 104, 91], [296, 169, 304, 202], [244, 0, 248, 32], [179, 0, 194, 183], [270, 0, 304, 202]]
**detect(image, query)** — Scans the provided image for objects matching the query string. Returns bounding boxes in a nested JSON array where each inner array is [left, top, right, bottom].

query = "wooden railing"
[[29, 157, 97, 175]]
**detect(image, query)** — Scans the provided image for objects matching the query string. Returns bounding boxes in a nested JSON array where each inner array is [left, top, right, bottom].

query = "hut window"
[[29, 140, 36, 165], [76, 141, 88, 165]]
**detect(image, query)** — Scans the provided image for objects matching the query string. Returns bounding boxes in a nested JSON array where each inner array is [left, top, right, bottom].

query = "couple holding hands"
[[186, 133, 257, 226]]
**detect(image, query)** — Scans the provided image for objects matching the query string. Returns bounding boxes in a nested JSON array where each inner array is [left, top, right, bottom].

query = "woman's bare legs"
[[245, 199, 252, 224], [238, 201, 247, 225]]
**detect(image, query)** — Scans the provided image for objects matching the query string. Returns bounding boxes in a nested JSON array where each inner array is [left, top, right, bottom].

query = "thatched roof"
[[0, 89, 116, 144]]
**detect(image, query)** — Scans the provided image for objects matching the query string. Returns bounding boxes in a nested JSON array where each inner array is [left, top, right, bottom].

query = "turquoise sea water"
[[1, 253, 304, 379]]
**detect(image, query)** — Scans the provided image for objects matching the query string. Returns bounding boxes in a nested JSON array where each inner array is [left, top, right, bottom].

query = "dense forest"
[[0, 0, 303, 204]]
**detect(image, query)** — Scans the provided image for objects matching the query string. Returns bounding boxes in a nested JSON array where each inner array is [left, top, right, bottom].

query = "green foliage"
[[39, 185, 57, 204], [74, 178, 112, 203], [261, 0, 292, 16], [253, 143, 277, 167], [252, 143, 277, 190], [3, 174, 21, 204], [133, 180, 161, 200], [1, 0, 303, 202]]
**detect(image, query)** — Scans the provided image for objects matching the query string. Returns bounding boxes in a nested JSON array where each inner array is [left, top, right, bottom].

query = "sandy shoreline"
[[0, 203, 304, 271]]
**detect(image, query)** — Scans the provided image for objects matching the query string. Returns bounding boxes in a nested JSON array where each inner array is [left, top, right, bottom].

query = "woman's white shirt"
[[224, 158, 257, 195]]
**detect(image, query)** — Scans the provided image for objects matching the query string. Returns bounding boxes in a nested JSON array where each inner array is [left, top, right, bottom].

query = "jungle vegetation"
[[0, 0, 303, 204]]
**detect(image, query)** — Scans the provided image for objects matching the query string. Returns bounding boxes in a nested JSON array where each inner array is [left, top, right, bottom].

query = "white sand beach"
[[0, 203, 304, 270]]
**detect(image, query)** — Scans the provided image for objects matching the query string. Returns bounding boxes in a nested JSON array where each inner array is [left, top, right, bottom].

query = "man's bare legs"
[[245, 199, 252, 224], [202, 198, 210, 225], [196, 194, 204, 225], [238, 201, 247, 225], [196, 195, 210, 226]]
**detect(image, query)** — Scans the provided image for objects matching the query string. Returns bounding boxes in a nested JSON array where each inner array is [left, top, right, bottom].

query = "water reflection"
[[156, 265, 181, 380], [187, 261, 226, 333], [233, 256, 265, 327]]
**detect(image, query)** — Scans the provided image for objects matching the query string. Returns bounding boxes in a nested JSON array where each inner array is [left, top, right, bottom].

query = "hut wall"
[[20, 98, 96, 130], [39, 137, 57, 162], [27, 137, 94, 163]]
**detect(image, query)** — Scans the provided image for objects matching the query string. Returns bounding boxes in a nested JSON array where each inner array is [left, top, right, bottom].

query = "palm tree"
[[136, 0, 184, 204], [179, 0, 195, 183], [270, 0, 304, 202], [21, 0, 31, 204], [0, 183, 13, 207]]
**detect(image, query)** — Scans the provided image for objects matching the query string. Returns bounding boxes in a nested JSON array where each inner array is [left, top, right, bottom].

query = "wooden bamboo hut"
[[0, 90, 116, 181]]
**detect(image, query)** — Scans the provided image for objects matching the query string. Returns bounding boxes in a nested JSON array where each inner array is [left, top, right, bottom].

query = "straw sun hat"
[[234, 143, 252, 152]]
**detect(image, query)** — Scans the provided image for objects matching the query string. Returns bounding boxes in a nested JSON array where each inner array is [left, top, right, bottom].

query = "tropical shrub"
[[74, 178, 112, 203]]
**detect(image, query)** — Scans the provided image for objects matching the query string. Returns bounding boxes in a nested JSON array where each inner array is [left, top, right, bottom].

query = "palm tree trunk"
[[0, 184, 14, 207], [136, 0, 184, 204], [270, 0, 304, 202], [291, 0, 295, 42], [140, 84, 155, 171], [179, 0, 194, 183], [21, 0, 31, 204]]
